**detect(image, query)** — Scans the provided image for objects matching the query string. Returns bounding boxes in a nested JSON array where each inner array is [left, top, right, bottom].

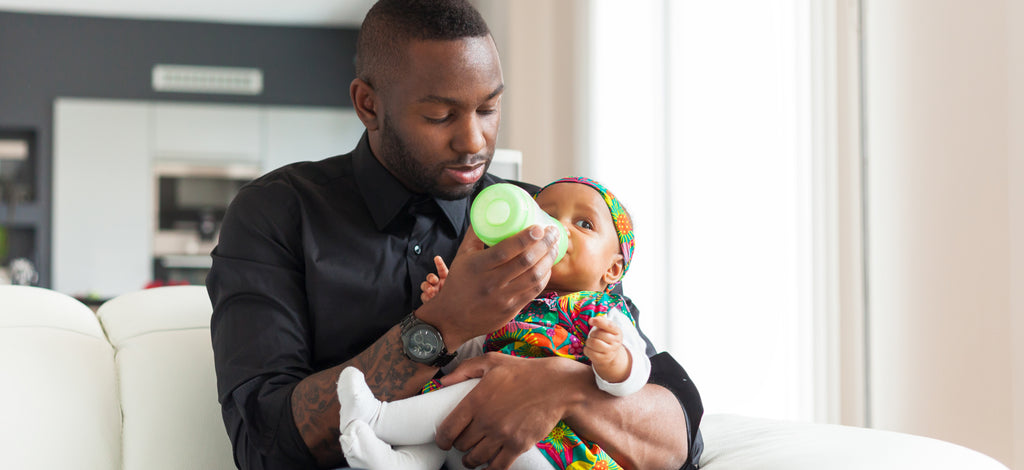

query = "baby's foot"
[[337, 367, 381, 429], [340, 420, 444, 470]]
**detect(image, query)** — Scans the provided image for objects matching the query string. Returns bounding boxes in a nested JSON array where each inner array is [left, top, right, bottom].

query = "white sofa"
[[1, 285, 233, 470], [0, 285, 1010, 470]]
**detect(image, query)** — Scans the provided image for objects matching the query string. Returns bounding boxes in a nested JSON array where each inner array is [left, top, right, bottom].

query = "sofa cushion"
[[97, 285, 235, 470], [699, 413, 1009, 469], [0, 286, 122, 470]]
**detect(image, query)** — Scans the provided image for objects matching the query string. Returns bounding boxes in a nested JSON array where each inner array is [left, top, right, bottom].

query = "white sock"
[[337, 367, 481, 447], [340, 420, 445, 470], [337, 367, 381, 430], [372, 378, 480, 446]]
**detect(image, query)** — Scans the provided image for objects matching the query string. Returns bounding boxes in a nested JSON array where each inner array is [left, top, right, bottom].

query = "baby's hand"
[[419, 256, 449, 304], [585, 316, 631, 384]]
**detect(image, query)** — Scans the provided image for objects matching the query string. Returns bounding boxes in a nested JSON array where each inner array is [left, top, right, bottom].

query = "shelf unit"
[[0, 128, 42, 282]]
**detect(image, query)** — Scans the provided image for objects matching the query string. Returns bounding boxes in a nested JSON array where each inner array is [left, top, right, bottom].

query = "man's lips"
[[445, 162, 486, 184]]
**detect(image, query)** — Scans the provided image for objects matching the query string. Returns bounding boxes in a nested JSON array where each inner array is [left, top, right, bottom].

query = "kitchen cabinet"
[[53, 98, 153, 297], [52, 98, 366, 298], [263, 107, 363, 174], [153, 102, 262, 164]]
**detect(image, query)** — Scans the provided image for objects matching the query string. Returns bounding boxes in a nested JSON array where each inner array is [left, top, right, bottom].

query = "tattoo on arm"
[[291, 366, 345, 466], [290, 326, 434, 466], [352, 329, 424, 401]]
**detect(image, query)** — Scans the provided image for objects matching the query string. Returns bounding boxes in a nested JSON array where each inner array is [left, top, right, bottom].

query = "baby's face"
[[535, 183, 624, 293]]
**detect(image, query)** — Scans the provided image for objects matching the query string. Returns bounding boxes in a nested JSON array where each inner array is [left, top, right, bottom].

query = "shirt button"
[[413, 245, 422, 255]]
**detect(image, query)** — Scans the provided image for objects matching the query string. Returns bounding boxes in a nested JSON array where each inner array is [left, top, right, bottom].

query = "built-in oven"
[[152, 162, 259, 285]]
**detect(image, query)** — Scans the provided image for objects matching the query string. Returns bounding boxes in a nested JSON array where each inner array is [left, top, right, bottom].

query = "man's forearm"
[[564, 376, 690, 470], [290, 324, 440, 467]]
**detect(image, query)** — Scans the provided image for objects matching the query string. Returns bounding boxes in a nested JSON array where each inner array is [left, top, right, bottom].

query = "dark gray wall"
[[0, 11, 359, 290]]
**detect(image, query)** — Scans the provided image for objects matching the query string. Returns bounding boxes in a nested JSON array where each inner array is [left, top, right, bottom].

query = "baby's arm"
[[585, 315, 631, 383], [585, 309, 652, 397], [419, 256, 449, 304]]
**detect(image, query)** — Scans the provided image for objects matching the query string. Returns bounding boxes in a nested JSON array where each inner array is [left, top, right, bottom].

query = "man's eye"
[[425, 114, 452, 124], [477, 108, 497, 116], [574, 220, 593, 230]]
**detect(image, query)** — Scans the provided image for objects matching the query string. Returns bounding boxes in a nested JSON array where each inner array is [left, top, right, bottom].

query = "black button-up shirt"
[[208, 133, 702, 470]]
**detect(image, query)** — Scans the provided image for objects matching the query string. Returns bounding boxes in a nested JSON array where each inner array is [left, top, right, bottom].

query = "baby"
[[336, 177, 647, 470]]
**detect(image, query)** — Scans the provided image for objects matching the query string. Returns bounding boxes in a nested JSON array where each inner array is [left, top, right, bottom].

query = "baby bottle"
[[470, 183, 568, 264]]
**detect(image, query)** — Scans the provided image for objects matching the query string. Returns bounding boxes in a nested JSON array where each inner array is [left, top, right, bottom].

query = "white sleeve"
[[440, 335, 486, 375], [591, 308, 651, 397]]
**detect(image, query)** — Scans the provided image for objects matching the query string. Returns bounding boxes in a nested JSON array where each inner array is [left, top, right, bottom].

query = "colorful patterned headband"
[[539, 176, 635, 292]]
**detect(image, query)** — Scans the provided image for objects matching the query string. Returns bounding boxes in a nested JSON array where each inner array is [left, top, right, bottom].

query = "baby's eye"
[[574, 219, 594, 230]]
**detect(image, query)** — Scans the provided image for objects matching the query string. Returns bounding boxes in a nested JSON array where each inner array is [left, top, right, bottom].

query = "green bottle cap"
[[470, 183, 567, 264], [471, 183, 533, 247]]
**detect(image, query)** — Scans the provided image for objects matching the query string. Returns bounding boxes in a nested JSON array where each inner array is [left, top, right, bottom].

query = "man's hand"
[[585, 316, 632, 384], [437, 352, 691, 470], [435, 353, 590, 470], [417, 224, 560, 348]]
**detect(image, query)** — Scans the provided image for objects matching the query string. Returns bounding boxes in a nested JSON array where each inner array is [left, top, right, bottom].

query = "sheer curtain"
[[586, 0, 854, 423]]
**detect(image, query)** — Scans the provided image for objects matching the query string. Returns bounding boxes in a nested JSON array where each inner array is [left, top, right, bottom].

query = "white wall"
[[474, 0, 584, 185], [864, 0, 1016, 466]]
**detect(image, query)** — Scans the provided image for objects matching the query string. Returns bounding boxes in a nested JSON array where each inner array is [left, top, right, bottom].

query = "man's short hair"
[[356, 0, 491, 91]]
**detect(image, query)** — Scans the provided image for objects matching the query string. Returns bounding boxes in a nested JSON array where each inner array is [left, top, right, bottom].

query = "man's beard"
[[379, 115, 491, 200]]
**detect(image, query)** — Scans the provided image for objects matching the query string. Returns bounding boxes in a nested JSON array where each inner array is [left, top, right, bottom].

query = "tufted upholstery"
[[96, 285, 234, 470], [0, 286, 122, 470]]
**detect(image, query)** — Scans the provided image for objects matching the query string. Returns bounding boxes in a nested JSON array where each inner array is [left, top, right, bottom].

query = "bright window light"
[[589, 0, 826, 422]]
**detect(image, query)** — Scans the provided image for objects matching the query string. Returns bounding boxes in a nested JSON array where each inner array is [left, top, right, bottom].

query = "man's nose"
[[452, 114, 486, 155]]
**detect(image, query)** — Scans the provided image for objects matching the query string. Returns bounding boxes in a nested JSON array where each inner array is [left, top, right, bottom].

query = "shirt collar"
[[352, 132, 468, 232]]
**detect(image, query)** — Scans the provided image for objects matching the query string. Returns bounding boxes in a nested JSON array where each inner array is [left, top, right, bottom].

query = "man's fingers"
[[436, 411, 474, 450], [487, 448, 520, 470], [461, 437, 501, 469], [475, 225, 553, 271], [452, 424, 484, 453], [438, 354, 494, 387], [502, 246, 554, 304], [457, 224, 487, 258]]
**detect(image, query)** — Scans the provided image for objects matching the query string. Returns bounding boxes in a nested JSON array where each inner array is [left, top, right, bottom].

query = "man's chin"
[[432, 180, 481, 200]]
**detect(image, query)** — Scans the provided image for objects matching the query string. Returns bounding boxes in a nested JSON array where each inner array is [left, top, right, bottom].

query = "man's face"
[[374, 36, 503, 200]]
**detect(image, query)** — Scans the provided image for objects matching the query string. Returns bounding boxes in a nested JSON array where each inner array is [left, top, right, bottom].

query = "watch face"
[[407, 325, 441, 361]]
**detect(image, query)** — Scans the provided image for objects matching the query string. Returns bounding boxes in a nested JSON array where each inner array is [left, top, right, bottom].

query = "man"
[[208, 1, 702, 469]]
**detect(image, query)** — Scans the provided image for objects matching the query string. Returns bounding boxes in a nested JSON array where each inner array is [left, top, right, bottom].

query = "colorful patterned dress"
[[423, 290, 637, 470]]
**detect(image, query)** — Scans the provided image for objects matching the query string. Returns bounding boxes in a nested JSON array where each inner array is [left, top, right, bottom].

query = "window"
[[587, 0, 851, 422]]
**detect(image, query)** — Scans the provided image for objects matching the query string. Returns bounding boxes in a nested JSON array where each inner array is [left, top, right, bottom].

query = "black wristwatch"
[[399, 312, 457, 367]]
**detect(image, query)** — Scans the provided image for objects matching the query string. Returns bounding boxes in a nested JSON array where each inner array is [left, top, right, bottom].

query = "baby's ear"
[[602, 254, 625, 287]]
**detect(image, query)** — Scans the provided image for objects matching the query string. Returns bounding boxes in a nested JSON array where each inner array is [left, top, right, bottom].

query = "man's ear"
[[602, 254, 625, 287], [350, 78, 380, 131]]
